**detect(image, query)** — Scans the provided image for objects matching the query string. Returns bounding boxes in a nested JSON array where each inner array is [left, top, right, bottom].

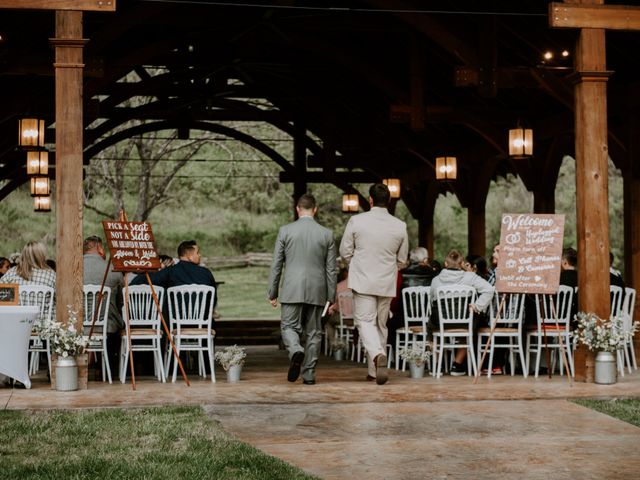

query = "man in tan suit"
[[339, 184, 408, 384]]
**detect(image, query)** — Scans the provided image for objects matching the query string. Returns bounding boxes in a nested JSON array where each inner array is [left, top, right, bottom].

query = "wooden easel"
[[473, 291, 573, 385], [87, 210, 190, 390]]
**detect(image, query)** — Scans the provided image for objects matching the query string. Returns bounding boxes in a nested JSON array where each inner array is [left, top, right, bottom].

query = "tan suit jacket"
[[339, 207, 409, 297]]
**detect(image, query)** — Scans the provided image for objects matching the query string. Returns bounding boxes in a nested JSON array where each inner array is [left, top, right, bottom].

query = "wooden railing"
[[203, 252, 273, 270]]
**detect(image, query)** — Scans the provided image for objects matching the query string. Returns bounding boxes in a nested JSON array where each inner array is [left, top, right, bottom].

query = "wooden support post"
[[292, 121, 306, 220], [572, 26, 611, 382], [624, 110, 640, 361], [533, 188, 556, 214], [467, 206, 486, 257], [52, 11, 87, 387]]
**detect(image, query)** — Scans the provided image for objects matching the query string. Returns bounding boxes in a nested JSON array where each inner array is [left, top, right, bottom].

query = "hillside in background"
[[0, 121, 625, 274]]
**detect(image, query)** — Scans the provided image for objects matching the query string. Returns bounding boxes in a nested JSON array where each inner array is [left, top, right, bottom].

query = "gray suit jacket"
[[339, 207, 409, 297], [267, 216, 337, 306], [83, 254, 125, 333]]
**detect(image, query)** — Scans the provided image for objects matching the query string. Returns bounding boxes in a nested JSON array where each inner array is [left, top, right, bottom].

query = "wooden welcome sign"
[[102, 220, 161, 272], [495, 213, 565, 294]]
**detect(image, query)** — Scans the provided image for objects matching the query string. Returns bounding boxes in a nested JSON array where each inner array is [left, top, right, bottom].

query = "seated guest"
[[430, 249, 494, 376], [401, 247, 437, 289], [559, 247, 579, 326], [465, 254, 490, 281], [159, 254, 175, 270], [131, 240, 217, 321], [609, 251, 625, 290], [0, 257, 10, 278], [2, 241, 55, 289], [83, 235, 124, 377]]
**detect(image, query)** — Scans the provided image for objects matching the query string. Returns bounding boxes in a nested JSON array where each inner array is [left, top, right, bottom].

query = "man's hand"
[[269, 298, 278, 308], [327, 303, 337, 315], [469, 303, 479, 314]]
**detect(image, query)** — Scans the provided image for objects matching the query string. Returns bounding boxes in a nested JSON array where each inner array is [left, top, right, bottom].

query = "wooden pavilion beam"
[[0, 0, 115, 11], [550, 2, 640, 30]]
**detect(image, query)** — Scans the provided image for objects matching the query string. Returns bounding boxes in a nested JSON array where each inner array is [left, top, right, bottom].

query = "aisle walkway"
[[2, 346, 639, 479]]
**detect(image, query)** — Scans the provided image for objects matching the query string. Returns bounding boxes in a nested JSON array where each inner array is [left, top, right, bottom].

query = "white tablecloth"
[[0, 306, 40, 389]]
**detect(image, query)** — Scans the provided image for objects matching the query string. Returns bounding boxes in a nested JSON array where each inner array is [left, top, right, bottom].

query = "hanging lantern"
[[30, 177, 50, 196], [34, 196, 51, 212], [26, 150, 49, 176], [342, 194, 359, 213], [509, 127, 533, 158], [18, 118, 45, 149], [435, 156, 457, 181], [383, 178, 401, 199]]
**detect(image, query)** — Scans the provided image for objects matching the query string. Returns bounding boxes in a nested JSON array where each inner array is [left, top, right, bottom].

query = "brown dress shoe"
[[366, 375, 376, 381], [375, 354, 388, 385]]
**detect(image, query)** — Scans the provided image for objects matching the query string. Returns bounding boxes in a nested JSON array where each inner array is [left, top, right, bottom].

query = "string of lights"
[[139, 0, 547, 17]]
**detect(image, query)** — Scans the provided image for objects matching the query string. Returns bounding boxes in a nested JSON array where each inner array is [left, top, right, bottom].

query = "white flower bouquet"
[[332, 339, 347, 352], [36, 305, 88, 358], [400, 344, 431, 366], [214, 345, 246, 371], [573, 312, 627, 353]]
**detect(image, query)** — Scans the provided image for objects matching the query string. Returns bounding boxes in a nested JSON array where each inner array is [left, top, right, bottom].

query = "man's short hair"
[[445, 249, 464, 269], [369, 183, 390, 207], [297, 193, 316, 211], [609, 251, 614, 266], [83, 235, 102, 253], [178, 240, 198, 258], [562, 247, 577, 267]]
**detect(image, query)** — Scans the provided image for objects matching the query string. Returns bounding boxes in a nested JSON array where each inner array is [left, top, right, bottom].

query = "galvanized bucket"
[[409, 361, 425, 379], [226, 364, 242, 383], [55, 356, 78, 391], [594, 351, 617, 385]]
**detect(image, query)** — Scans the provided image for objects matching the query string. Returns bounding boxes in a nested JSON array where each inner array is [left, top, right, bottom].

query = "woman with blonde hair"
[[2, 241, 56, 288]]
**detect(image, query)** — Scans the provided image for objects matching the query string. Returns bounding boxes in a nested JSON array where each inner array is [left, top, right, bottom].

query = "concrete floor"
[[2, 346, 640, 479]]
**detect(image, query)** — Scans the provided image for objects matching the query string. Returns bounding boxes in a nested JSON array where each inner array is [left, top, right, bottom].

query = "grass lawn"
[[0, 406, 317, 480], [215, 266, 279, 319], [573, 398, 640, 427]]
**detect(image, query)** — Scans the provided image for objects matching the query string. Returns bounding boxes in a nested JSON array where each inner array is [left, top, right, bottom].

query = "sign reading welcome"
[[495, 213, 565, 294], [102, 220, 161, 272]]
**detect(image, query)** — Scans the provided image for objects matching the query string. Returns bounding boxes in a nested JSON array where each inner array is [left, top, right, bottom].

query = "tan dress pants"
[[352, 291, 392, 377]]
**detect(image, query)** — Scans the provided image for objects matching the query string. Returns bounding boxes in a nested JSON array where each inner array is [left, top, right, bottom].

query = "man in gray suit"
[[267, 194, 337, 385], [340, 184, 408, 385]]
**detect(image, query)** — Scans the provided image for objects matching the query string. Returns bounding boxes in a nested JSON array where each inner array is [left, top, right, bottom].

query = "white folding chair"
[[433, 285, 477, 378], [477, 292, 527, 378], [165, 285, 216, 383], [336, 290, 356, 359], [119, 285, 165, 383], [19, 285, 55, 377], [526, 285, 574, 377], [620, 287, 637, 372], [395, 286, 430, 371], [83, 285, 113, 384], [609, 285, 627, 376]]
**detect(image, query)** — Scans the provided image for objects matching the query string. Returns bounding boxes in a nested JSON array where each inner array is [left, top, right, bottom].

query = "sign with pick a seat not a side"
[[102, 220, 161, 272], [495, 213, 565, 294]]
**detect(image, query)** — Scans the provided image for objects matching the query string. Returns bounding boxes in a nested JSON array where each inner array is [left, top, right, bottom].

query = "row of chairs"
[[397, 285, 638, 378], [18, 284, 216, 384]]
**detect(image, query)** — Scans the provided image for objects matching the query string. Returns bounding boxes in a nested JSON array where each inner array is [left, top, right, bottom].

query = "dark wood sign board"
[[495, 213, 565, 294], [0, 284, 19, 305], [102, 220, 161, 272]]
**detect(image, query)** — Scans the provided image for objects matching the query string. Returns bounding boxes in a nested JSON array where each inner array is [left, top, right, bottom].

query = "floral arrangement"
[[572, 312, 637, 353], [400, 345, 431, 365], [333, 339, 347, 352], [36, 305, 88, 358], [214, 345, 246, 370]]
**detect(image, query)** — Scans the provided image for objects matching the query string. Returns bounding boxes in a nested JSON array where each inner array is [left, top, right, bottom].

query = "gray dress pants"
[[281, 303, 323, 382]]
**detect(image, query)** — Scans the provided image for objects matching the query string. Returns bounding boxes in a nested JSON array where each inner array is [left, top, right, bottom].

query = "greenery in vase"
[[35, 305, 88, 358], [572, 312, 637, 353], [214, 345, 246, 371]]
